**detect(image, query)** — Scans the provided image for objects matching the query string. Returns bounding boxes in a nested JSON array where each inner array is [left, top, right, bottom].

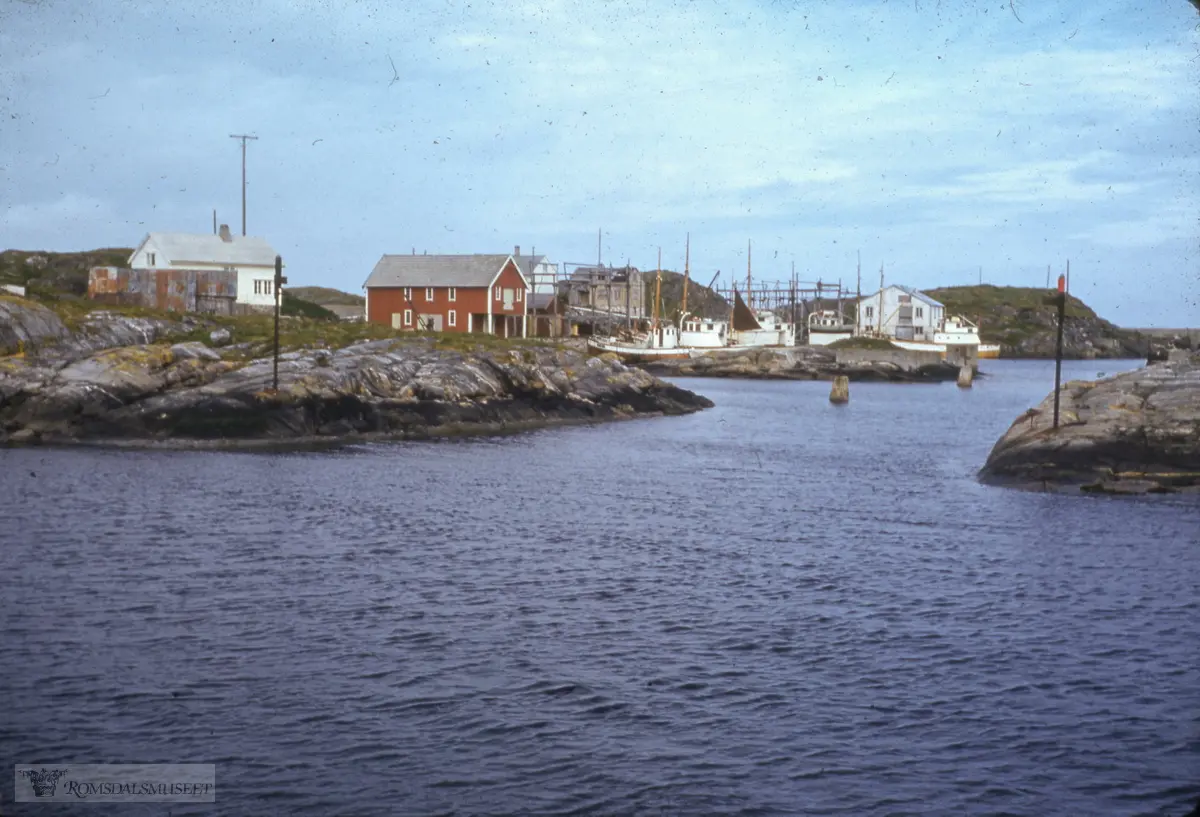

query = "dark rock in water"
[[0, 336, 712, 448], [980, 352, 1200, 494]]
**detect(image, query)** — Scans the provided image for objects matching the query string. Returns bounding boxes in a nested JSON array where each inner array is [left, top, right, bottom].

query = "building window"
[[403, 287, 412, 300], [915, 327, 924, 336], [516, 289, 523, 302], [148, 252, 156, 266], [403, 309, 412, 326], [494, 285, 502, 301], [448, 310, 457, 327], [254, 280, 273, 295], [865, 306, 874, 319], [448, 287, 456, 302], [915, 307, 924, 319], [425, 287, 434, 301]]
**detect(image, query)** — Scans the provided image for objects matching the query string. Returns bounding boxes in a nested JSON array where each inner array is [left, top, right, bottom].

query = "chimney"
[[218, 224, 232, 242], [514, 245, 520, 257]]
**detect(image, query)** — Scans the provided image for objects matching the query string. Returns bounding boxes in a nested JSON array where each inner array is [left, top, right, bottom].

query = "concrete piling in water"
[[957, 364, 974, 388], [830, 376, 850, 404]]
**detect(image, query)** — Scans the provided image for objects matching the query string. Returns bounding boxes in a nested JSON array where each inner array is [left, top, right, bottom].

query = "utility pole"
[[229, 134, 258, 236], [1046, 272, 1067, 428]]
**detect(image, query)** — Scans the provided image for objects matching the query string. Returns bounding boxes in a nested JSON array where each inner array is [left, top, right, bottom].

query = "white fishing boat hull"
[[586, 337, 691, 361], [807, 330, 853, 347]]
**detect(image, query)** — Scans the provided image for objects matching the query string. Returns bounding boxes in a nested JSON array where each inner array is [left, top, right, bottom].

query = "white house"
[[129, 225, 281, 309], [511, 248, 556, 298], [856, 285, 944, 340]]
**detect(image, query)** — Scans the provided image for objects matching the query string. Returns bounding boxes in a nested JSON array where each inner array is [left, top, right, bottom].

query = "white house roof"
[[513, 254, 545, 271], [363, 254, 528, 289], [131, 232, 278, 267], [859, 284, 943, 308], [896, 285, 943, 307]]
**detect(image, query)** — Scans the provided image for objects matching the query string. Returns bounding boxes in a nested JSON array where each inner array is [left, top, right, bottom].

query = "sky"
[[1, 0, 1198, 326]]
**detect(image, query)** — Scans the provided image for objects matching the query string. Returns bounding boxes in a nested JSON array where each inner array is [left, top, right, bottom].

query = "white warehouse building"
[[856, 285, 945, 341]]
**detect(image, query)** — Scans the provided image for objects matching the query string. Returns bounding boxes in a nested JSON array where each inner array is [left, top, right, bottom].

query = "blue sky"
[[2, 0, 1197, 326]]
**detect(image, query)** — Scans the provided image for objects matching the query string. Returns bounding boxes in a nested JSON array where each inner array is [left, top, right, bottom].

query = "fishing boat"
[[586, 327, 692, 361], [586, 293, 794, 360], [806, 310, 854, 346], [870, 314, 990, 362], [586, 239, 795, 361]]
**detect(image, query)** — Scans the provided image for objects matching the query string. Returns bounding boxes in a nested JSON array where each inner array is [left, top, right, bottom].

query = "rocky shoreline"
[[0, 301, 712, 448], [639, 346, 965, 383], [979, 351, 1200, 495]]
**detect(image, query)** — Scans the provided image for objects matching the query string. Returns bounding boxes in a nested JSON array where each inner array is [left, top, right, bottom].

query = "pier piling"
[[830, 376, 850, 404], [956, 364, 974, 388]]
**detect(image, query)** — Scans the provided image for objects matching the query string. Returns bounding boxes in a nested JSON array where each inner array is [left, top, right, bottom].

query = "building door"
[[502, 288, 514, 310], [417, 314, 443, 331]]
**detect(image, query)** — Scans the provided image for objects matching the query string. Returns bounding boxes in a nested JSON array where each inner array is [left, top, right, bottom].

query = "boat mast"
[[682, 233, 690, 316], [878, 263, 885, 336], [856, 250, 861, 335], [791, 260, 796, 333], [654, 247, 663, 333], [746, 239, 752, 309]]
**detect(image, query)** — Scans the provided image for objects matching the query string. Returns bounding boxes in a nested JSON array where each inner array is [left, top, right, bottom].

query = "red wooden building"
[[363, 254, 531, 336]]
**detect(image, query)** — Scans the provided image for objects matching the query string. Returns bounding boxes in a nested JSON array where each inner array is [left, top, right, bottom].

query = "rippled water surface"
[[3, 359, 1198, 816]]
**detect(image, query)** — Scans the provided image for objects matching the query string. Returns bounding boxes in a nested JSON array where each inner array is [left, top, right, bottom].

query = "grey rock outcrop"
[[1, 338, 712, 447], [640, 346, 962, 382], [0, 298, 70, 352], [980, 352, 1200, 494], [0, 299, 190, 362]]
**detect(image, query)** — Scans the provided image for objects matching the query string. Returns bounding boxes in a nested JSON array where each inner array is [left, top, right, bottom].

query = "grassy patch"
[[828, 336, 899, 350], [927, 285, 1099, 322], [287, 286, 365, 307], [1, 248, 132, 294], [281, 291, 339, 320], [429, 332, 564, 354]]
